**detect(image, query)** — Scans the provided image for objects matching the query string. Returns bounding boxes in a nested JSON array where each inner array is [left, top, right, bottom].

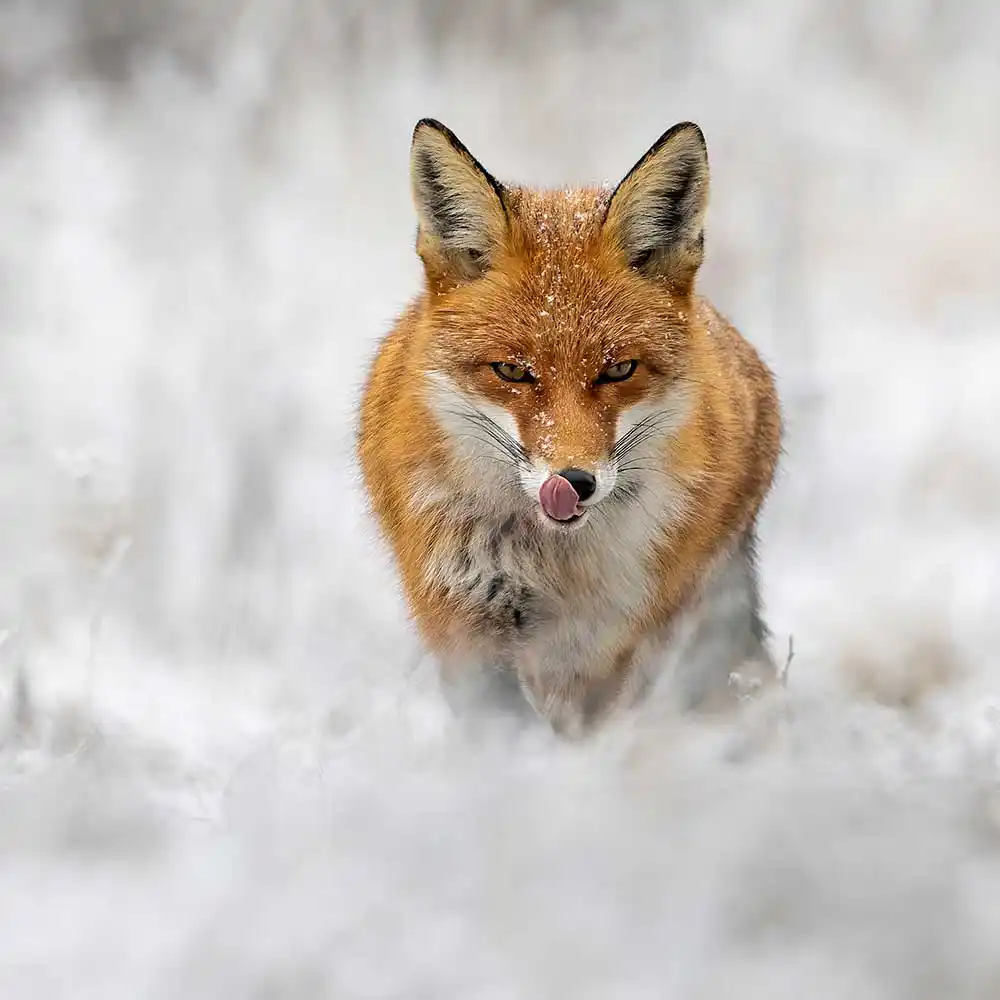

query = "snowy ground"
[[2, 2, 1000, 997]]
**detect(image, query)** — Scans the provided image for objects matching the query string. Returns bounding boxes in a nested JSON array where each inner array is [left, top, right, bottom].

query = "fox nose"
[[558, 467, 597, 503]]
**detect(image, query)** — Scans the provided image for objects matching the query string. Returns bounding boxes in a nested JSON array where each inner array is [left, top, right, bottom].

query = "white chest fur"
[[425, 499, 775, 730], [425, 498, 663, 726]]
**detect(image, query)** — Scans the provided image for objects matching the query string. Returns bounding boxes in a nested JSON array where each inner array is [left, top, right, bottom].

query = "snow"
[[1, 2, 1000, 997]]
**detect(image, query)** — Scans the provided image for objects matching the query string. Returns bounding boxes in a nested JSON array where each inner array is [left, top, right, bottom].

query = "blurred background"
[[1, 2, 999, 997]]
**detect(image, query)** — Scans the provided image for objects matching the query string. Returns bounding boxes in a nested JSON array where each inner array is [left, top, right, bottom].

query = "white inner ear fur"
[[605, 124, 709, 265], [410, 126, 506, 260]]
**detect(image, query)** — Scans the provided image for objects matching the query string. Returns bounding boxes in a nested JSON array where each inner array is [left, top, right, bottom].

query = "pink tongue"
[[539, 475, 581, 521]]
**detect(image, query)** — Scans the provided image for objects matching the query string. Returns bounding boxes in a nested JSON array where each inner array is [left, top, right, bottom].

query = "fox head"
[[410, 118, 710, 531]]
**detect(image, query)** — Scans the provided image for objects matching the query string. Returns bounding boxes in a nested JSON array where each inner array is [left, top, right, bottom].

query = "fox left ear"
[[603, 122, 709, 292], [410, 119, 509, 285]]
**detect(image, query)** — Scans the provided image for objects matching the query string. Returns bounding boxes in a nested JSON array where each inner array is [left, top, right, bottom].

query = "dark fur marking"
[[652, 169, 692, 241], [487, 526, 503, 561], [631, 248, 655, 270], [478, 580, 538, 635], [415, 149, 466, 237]]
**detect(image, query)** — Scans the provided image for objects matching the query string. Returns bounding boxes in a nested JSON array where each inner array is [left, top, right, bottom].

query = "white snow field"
[[2, 2, 1000, 997]]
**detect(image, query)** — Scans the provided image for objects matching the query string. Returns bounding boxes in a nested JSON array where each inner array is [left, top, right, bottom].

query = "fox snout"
[[521, 458, 619, 530], [554, 468, 597, 503], [538, 467, 597, 521]]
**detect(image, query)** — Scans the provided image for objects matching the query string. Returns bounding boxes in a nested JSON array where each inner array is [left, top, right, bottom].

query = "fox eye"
[[596, 360, 638, 384], [492, 362, 535, 383]]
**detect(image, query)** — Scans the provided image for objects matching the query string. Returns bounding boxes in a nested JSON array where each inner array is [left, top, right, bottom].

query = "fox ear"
[[410, 119, 508, 283], [603, 122, 709, 291]]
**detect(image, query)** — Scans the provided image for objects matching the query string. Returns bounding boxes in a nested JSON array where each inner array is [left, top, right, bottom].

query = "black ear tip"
[[414, 117, 446, 135], [413, 118, 458, 148]]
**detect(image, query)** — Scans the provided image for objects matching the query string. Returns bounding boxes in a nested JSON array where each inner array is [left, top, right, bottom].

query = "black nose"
[[559, 467, 597, 503]]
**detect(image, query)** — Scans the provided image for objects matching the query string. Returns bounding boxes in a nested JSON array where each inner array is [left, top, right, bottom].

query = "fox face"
[[411, 120, 709, 532]]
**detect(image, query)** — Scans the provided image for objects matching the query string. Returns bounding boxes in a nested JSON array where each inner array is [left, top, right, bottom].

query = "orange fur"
[[358, 120, 782, 731]]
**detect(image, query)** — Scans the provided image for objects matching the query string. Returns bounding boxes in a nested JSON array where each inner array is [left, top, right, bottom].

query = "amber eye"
[[492, 362, 535, 383], [596, 360, 638, 384]]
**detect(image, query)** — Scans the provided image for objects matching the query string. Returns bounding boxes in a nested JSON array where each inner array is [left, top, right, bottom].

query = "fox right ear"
[[410, 119, 508, 283]]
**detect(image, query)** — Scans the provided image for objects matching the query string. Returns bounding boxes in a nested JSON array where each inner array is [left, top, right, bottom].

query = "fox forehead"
[[425, 186, 689, 369], [504, 184, 610, 254]]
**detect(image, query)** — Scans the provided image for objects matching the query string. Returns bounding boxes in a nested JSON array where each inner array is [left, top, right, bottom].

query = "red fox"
[[358, 119, 782, 733]]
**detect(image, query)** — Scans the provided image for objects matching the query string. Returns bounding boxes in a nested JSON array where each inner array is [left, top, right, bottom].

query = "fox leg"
[[660, 527, 777, 712], [438, 652, 539, 723]]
